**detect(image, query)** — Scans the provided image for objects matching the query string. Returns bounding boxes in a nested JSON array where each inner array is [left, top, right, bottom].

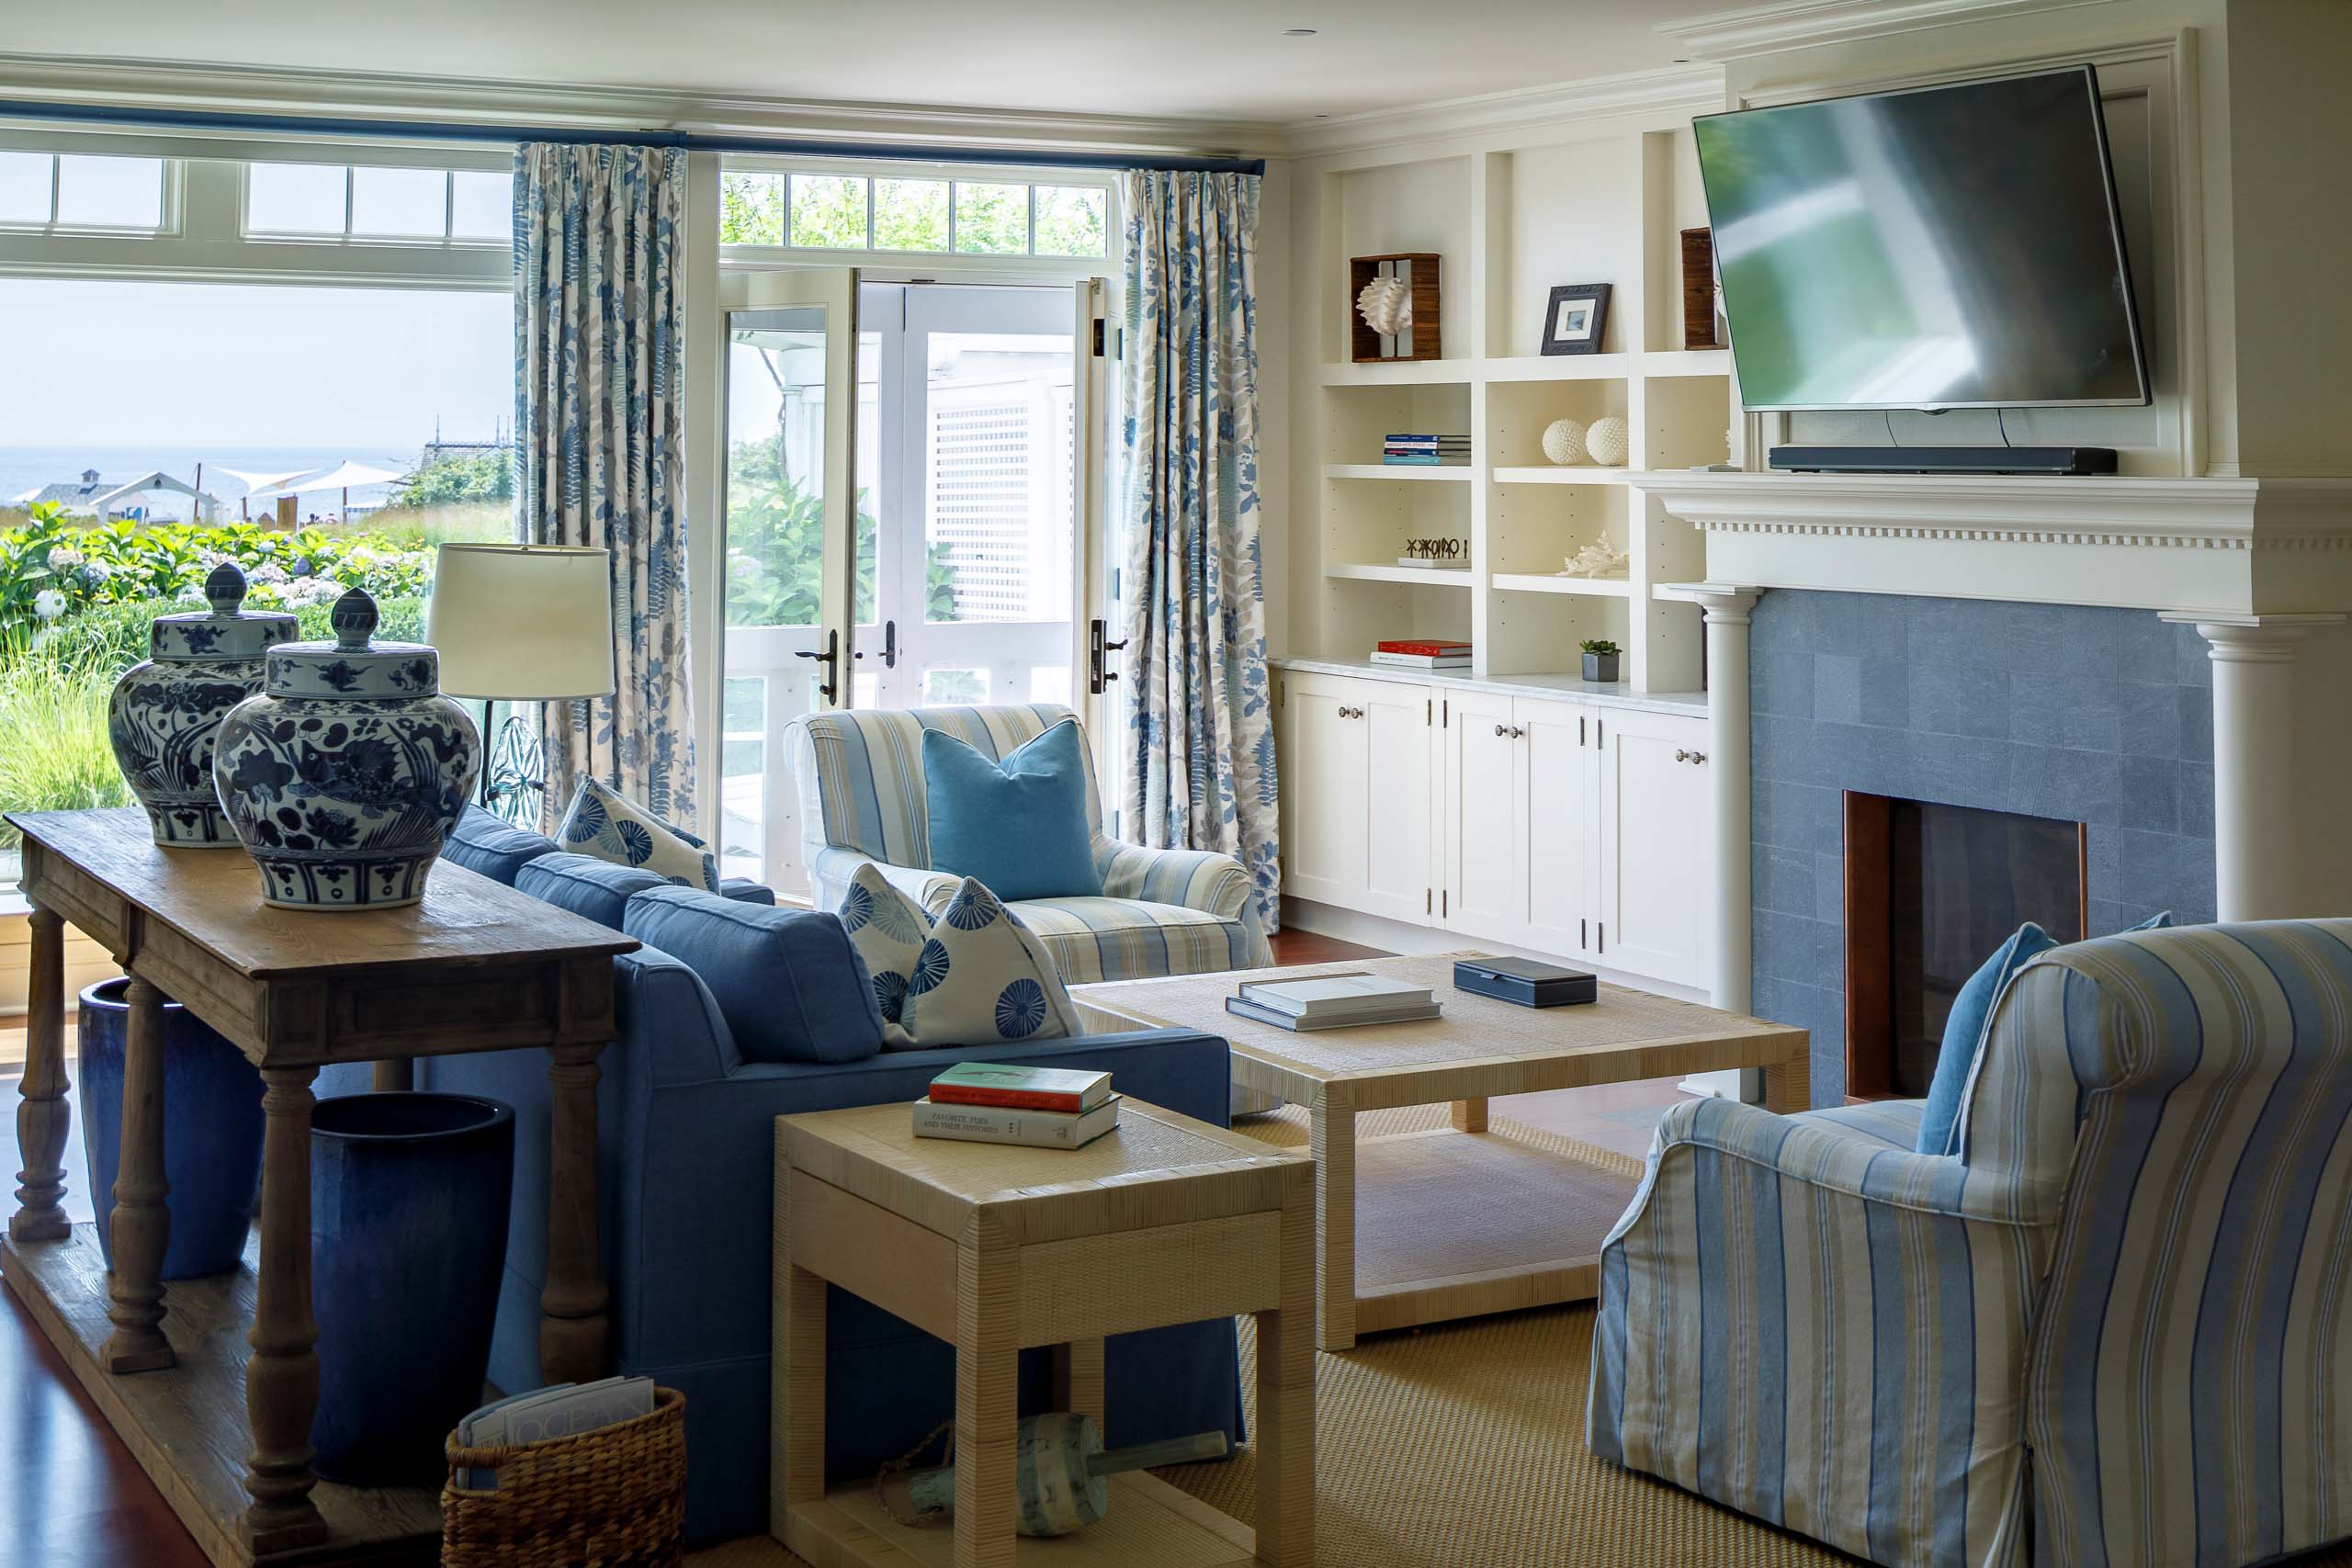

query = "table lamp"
[[426, 543, 615, 827]]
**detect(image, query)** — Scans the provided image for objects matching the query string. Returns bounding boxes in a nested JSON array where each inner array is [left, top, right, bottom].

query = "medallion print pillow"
[[836, 863, 1080, 1049], [555, 777, 718, 891]]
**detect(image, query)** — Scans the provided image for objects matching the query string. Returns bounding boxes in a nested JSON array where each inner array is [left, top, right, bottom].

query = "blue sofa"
[[376, 807, 1241, 1545]]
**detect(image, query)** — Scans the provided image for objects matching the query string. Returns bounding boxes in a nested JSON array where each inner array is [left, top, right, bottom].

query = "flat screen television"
[[1693, 65, 2149, 412]]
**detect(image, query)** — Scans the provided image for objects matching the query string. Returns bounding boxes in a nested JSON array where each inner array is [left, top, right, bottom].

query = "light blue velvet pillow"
[[922, 720, 1102, 903], [1917, 909, 2174, 1156]]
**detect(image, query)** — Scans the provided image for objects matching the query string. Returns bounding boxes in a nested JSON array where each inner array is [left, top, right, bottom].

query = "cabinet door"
[[1280, 675, 1369, 909], [1359, 682, 1435, 923], [1597, 708, 1713, 987], [1444, 686, 1526, 940], [1519, 698, 1596, 958]]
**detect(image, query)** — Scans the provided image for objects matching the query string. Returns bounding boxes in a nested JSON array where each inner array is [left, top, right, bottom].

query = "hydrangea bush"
[[1, 504, 435, 639]]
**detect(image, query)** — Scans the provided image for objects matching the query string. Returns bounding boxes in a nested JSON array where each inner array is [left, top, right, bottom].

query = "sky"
[[0, 277, 512, 448]]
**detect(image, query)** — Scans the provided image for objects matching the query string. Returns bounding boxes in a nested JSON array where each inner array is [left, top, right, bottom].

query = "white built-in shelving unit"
[[1285, 81, 1740, 697]]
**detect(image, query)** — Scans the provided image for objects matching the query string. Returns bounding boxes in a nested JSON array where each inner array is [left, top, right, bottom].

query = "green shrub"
[[386, 451, 513, 510]]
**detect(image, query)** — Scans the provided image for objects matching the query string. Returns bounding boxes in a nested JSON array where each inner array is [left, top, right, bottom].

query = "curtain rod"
[[0, 97, 1267, 175]]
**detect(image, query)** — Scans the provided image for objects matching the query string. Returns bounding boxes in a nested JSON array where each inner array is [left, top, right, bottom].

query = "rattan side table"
[[772, 1097, 1315, 1568]]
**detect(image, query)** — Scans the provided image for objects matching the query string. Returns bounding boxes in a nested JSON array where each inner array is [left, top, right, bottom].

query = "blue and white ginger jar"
[[213, 590, 481, 911], [108, 563, 300, 848]]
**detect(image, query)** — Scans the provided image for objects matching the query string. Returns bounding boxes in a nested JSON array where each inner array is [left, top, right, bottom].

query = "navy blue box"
[[1453, 956, 1597, 1008]]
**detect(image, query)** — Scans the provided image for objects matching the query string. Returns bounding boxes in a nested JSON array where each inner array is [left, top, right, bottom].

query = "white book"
[[1226, 996, 1442, 1032], [911, 1094, 1123, 1149], [1368, 650, 1472, 668], [1240, 973, 1436, 1018]]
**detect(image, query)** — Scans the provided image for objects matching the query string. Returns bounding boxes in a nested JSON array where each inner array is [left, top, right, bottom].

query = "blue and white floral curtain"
[[513, 143, 695, 831], [1118, 169, 1279, 931]]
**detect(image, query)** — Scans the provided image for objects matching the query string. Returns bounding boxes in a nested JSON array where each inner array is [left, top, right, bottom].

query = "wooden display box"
[[1349, 253, 1442, 363]]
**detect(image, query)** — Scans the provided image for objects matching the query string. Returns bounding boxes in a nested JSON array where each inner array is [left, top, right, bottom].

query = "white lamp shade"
[[427, 544, 616, 701]]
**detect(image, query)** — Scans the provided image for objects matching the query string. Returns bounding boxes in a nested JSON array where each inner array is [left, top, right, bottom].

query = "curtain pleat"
[[1117, 169, 1279, 931], [512, 142, 695, 831]]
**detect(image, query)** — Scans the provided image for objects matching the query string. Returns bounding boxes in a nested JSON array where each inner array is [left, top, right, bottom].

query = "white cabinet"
[[1279, 671, 1434, 923], [1596, 706, 1714, 988], [1277, 668, 1713, 990]]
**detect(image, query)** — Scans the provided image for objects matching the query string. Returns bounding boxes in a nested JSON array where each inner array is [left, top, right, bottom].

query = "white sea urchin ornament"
[[1542, 418, 1588, 466], [1585, 414, 1629, 467]]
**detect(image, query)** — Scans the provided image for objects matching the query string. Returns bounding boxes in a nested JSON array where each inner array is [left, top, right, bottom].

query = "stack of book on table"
[[1226, 972, 1442, 1031], [912, 1062, 1121, 1149], [1383, 433, 1470, 467], [1370, 639, 1470, 670]]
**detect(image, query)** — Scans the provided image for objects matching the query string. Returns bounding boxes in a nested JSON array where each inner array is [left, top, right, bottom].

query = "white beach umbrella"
[[279, 459, 408, 519]]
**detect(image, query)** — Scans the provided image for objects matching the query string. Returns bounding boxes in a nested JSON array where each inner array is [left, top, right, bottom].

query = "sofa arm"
[[1095, 839, 1255, 919], [808, 845, 960, 918], [719, 878, 775, 906]]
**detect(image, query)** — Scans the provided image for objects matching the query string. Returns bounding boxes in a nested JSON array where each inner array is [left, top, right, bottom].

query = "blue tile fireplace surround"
[[1749, 590, 2218, 1107]]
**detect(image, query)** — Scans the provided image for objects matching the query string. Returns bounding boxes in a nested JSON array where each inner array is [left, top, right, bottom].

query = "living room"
[[3, 1, 2348, 1565]]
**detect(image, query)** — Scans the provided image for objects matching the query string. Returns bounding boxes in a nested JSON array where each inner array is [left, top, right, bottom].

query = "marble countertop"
[[1270, 657, 1710, 718]]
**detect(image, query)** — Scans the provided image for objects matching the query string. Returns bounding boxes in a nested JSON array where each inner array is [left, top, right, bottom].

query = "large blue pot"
[[76, 977, 266, 1280], [309, 1091, 514, 1485]]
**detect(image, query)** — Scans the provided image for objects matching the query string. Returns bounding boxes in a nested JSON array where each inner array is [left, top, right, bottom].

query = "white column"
[[1663, 583, 1763, 1100], [2162, 612, 2346, 920]]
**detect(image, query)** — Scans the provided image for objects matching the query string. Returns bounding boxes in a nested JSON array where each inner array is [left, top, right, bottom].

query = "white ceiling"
[[1, 0, 1735, 128]]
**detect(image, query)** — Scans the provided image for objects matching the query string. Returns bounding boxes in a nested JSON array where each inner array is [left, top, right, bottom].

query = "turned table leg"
[[243, 1065, 324, 1554], [540, 1042, 609, 1382], [102, 976, 174, 1373], [9, 906, 70, 1244]]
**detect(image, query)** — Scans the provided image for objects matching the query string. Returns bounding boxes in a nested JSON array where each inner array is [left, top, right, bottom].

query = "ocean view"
[[2, 443, 441, 522]]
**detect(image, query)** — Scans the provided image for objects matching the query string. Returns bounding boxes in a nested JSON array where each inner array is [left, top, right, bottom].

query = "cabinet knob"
[[1494, 724, 1526, 739], [1674, 749, 1708, 764]]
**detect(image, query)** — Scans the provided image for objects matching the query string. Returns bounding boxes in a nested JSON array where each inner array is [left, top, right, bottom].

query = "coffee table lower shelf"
[[1344, 1123, 1641, 1340], [786, 1469, 1259, 1567], [1, 1224, 440, 1568]]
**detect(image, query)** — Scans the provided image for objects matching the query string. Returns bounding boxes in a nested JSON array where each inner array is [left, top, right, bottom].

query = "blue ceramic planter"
[[308, 1092, 514, 1485], [76, 978, 266, 1280]]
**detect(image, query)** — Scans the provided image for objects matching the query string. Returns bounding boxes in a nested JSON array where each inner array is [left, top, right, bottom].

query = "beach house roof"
[[14, 469, 220, 517]]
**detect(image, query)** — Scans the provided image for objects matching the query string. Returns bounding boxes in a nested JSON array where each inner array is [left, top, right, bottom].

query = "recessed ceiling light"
[[1283, 28, 1318, 36]]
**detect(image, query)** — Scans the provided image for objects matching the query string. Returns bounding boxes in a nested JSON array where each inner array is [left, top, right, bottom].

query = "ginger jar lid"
[[264, 589, 440, 700], [150, 563, 301, 662]]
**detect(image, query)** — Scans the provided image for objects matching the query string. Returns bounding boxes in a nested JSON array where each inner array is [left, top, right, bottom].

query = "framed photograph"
[[1540, 283, 1612, 356]]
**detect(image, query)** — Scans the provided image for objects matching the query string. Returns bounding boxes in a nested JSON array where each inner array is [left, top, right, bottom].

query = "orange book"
[[927, 1062, 1109, 1115]]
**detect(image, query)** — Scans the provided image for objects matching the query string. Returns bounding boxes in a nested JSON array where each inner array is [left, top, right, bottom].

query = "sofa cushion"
[[922, 719, 1102, 902], [624, 886, 884, 1064], [1917, 909, 2173, 1156], [444, 805, 560, 885], [517, 852, 669, 931], [841, 864, 1080, 1049], [1010, 897, 1261, 986], [559, 778, 719, 892]]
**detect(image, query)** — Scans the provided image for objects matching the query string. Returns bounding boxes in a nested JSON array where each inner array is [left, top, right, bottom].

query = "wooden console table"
[[2, 807, 636, 1567]]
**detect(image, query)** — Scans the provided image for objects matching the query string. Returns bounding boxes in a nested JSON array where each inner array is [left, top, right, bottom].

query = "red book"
[[927, 1084, 1092, 1113], [1376, 639, 1472, 656], [927, 1062, 1110, 1115]]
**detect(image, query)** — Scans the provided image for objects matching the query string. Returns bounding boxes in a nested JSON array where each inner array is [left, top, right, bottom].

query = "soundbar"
[[1770, 445, 2118, 476]]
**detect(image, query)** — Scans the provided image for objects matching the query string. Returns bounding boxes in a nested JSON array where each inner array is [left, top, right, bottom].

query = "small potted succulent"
[[1579, 638, 1622, 683]]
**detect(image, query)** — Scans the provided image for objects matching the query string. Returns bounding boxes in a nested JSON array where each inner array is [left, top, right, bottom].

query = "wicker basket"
[[442, 1385, 687, 1568]]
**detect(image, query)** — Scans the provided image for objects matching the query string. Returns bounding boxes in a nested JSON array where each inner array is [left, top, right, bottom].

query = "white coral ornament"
[[1585, 414, 1629, 467], [1541, 418, 1588, 466], [1357, 275, 1412, 337], [1562, 538, 1630, 579]]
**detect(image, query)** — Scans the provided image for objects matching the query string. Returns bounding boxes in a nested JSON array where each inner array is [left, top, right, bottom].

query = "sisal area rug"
[[685, 1106, 2352, 1568]]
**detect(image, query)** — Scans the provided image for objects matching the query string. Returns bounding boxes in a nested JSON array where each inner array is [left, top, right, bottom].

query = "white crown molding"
[[1275, 62, 1728, 159], [0, 51, 1281, 160], [1630, 471, 2352, 616], [1656, 0, 2125, 61]]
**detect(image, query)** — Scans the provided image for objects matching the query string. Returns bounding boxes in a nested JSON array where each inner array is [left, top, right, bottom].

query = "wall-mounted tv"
[[1694, 65, 2150, 412]]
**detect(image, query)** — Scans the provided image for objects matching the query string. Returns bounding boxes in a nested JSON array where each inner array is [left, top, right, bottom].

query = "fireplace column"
[[1665, 583, 1763, 1100], [2164, 612, 2346, 919]]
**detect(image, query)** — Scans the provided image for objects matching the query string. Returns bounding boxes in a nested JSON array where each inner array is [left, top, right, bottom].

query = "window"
[[245, 161, 514, 244], [718, 161, 1109, 259], [0, 152, 167, 232]]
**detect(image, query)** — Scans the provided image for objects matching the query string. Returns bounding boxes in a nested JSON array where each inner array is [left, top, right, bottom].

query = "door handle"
[[794, 629, 840, 704], [1088, 618, 1128, 695], [854, 620, 899, 670]]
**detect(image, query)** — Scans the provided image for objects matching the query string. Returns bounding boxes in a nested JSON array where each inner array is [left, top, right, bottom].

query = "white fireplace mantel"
[[1631, 471, 2352, 618]]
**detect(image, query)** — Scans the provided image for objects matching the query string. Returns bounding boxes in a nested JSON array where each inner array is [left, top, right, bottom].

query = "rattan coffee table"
[[1072, 953, 1809, 1350], [772, 1097, 1314, 1568]]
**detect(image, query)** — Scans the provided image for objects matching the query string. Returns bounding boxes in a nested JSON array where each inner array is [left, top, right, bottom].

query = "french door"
[[712, 269, 1106, 895]]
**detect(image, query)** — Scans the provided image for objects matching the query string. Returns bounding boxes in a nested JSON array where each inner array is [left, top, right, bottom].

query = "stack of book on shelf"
[[1384, 433, 1470, 467], [912, 1062, 1121, 1149], [1226, 972, 1442, 1031], [1369, 639, 1470, 670]]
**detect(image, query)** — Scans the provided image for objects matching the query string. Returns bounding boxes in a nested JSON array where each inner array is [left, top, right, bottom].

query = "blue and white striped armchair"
[[1589, 919, 2352, 1568], [786, 704, 1272, 986]]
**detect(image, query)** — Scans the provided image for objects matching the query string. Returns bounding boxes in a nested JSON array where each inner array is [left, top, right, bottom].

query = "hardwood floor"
[[0, 922, 1685, 1568]]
